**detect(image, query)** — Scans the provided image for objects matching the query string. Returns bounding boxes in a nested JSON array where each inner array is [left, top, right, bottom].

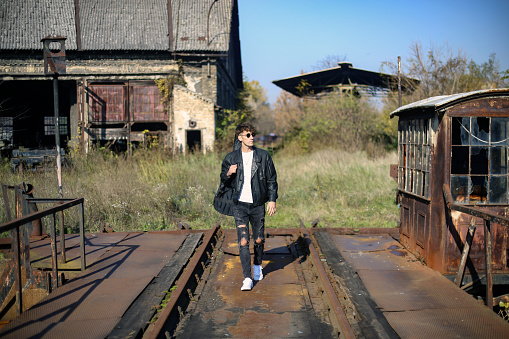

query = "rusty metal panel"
[[330, 234, 394, 252], [384, 307, 509, 339], [30, 232, 128, 270], [109, 232, 186, 252], [330, 233, 509, 337], [41, 36, 66, 75], [356, 268, 474, 311], [88, 85, 125, 122], [0, 232, 188, 338], [0, 318, 120, 339], [445, 209, 507, 272], [130, 85, 167, 121], [447, 96, 509, 117]]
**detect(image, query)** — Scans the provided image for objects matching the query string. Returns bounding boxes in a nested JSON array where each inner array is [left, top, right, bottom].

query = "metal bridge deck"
[[173, 229, 335, 338], [317, 231, 509, 338], [2, 229, 509, 338], [0, 232, 189, 339]]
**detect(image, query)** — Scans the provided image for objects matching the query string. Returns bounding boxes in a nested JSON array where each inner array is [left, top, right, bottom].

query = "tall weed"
[[0, 147, 398, 232]]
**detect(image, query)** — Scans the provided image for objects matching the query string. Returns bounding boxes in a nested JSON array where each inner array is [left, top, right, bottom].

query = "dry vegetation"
[[0, 146, 399, 233]]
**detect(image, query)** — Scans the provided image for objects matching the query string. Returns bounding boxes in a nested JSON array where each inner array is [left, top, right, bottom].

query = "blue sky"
[[238, 0, 509, 105]]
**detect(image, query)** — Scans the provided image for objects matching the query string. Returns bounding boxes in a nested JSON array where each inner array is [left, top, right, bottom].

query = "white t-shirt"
[[239, 150, 254, 203]]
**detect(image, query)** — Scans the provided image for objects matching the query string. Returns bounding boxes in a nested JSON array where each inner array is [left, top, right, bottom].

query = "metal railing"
[[443, 185, 509, 310], [0, 191, 86, 314]]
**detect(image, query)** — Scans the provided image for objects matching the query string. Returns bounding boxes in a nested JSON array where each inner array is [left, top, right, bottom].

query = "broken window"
[[398, 118, 431, 198], [0, 117, 13, 146], [451, 117, 509, 204], [44, 116, 68, 136]]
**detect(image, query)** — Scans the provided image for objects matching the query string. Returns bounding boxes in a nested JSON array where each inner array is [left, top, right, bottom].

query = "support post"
[[455, 216, 476, 286], [53, 76, 63, 199], [484, 220, 493, 309], [79, 202, 86, 271], [398, 56, 402, 107], [50, 213, 59, 290]]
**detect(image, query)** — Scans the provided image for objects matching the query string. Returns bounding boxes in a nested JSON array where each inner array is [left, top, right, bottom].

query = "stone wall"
[[172, 85, 215, 153]]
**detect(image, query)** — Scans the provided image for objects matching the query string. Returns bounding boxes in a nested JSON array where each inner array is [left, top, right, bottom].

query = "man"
[[217, 123, 278, 291]]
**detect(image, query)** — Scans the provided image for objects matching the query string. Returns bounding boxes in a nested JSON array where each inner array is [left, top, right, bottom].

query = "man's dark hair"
[[235, 123, 256, 137]]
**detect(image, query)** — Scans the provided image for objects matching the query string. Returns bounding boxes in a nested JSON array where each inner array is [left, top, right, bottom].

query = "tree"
[[379, 41, 508, 149], [311, 54, 347, 71], [243, 79, 275, 135], [381, 41, 508, 110], [273, 90, 303, 135]]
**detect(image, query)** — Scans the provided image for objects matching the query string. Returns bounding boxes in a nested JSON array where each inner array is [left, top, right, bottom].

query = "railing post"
[[13, 226, 22, 314], [484, 220, 493, 309], [2, 185, 12, 221], [59, 210, 66, 263], [50, 213, 59, 290], [79, 202, 86, 271]]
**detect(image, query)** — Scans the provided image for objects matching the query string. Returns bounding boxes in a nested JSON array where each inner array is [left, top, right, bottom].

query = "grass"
[[0, 146, 399, 233]]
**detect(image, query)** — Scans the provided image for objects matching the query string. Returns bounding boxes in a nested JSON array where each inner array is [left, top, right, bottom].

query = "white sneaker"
[[241, 277, 253, 291], [253, 265, 263, 281]]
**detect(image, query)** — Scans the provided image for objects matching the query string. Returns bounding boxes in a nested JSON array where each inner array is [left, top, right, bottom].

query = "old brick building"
[[0, 0, 242, 153]]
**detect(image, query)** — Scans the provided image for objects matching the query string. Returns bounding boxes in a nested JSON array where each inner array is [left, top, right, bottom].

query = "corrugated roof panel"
[[0, 0, 77, 50], [390, 88, 509, 117], [0, 0, 234, 52], [172, 0, 232, 52], [80, 0, 169, 50]]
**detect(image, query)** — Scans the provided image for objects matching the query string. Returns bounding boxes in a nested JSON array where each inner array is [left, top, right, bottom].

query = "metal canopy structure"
[[272, 62, 419, 97]]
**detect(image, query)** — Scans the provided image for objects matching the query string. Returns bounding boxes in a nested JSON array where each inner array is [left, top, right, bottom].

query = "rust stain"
[[228, 311, 295, 337]]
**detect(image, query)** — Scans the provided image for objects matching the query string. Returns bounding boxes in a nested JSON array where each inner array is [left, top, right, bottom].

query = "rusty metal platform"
[[0, 232, 190, 339], [174, 230, 335, 338], [30, 232, 128, 270], [321, 232, 509, 338]]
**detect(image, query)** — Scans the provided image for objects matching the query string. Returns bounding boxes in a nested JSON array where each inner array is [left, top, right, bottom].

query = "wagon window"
[[451, 117, 509, 204], [398, 118, 431, 198]]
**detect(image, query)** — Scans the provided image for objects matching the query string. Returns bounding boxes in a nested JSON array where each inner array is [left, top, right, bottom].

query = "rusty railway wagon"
[[391, 88, 509, 289]]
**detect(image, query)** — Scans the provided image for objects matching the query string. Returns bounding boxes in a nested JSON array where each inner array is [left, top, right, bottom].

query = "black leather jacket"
[[220, 147, 278, 206]]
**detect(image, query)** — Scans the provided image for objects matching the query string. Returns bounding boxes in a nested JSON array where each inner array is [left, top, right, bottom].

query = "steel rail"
[[299, 219, 356, 339], [148, 223, 222, 339]]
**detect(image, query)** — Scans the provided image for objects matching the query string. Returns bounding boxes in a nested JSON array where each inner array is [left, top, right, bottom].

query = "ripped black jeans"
[[233, 201, 265, 279]]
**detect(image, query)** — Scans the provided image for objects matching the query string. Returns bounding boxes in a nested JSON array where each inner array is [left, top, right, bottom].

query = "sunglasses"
[[242, 132, 256, 138]]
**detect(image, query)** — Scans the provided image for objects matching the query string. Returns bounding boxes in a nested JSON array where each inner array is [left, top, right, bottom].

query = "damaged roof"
[[390, 88, 509, 117], [272, 62, 420, 97], [0, 0, 236, 52]]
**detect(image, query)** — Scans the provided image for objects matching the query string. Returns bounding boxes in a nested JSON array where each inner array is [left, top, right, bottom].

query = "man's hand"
[[227, 164, 238, 177], [267, 201, 276, 216]]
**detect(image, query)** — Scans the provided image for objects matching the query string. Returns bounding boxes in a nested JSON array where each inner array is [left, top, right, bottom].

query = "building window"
[[88, 84, 167, 122], [44, 116, 68, 136], [0, 117, 13, 145], [88, 85, 125, 122], [131, 85, 166, 121], [398, 118, 431, 198], [451, 117, 509, 204]]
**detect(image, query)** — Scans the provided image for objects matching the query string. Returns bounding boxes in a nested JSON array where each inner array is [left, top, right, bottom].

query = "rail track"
[[2, 221, 508, 338], [143, 221, 372, 339]]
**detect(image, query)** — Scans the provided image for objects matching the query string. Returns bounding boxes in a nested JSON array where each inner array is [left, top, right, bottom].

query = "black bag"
[[213, 138, 241, 216], [213, 180, 236, 216]]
